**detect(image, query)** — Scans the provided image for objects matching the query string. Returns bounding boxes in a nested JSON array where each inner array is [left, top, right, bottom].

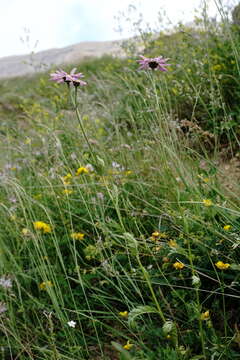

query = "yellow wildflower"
[[203, 199, 212, 207], [25, 137, 31, 144], [215, 261, 230, 270], [71, 232, 85, 240], [168, 240, 178, 248], [119, 311, 128, 318], [212, 64, 222, 71], [123, 340, 133, 350], [223, 225, 231, 231], [76, 167, 89, 176], [22, 228, 30, 236], [125, 170, 132, 176], [63, 189, 73, 195], [33, 221, 52, 233], [39, 281, 53, 290], [62, 173, 72, 185], [200, 310, 210, 321], [173, 261, 185, 270], [151, 231, 167, 240]]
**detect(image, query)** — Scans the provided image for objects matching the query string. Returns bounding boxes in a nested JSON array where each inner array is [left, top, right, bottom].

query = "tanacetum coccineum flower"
[[50, 68, 87, 87], [137, 55, 171, 71], [33, 221, 52, 233]]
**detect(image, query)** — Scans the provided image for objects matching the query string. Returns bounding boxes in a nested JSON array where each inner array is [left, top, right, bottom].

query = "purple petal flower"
[[50, 69, 68, 83], [50, 68, 87, 87], [137, 55, 171, 71]]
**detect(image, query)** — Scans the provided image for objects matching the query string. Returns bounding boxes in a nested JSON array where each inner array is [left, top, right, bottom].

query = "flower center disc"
[[149, 61, 158, 69]]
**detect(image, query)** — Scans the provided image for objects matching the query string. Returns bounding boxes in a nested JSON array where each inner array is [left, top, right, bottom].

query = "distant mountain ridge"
[[0, 40, 124, 78]]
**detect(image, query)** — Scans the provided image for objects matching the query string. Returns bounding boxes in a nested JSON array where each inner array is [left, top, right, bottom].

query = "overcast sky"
[[0, 0, 234, 58]]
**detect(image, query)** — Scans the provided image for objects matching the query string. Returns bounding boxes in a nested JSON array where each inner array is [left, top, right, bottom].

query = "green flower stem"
[[137, 255, 166, 323], [183, 216, 206, 359], [71, 87, 96, 163]]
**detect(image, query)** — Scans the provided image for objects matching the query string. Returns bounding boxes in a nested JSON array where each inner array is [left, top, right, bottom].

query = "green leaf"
[[111, 342, 132, 360], [128, 305, 158, 328]]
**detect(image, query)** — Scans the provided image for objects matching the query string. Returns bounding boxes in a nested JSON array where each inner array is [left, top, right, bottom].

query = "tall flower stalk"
[[50, 68, 96, 162], [72, 86, 96, 161]]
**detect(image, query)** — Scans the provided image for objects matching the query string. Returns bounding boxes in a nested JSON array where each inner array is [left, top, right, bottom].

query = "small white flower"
[[162, 320, 174, 335], [85, 163, 94, 172], [70, 152, 77, 160], [97, 192, 104, 200], [0, 276, 12, 289], [112, 161, 124, 170], [67, 320, 76, 328], [192, 275, 201, 286], [0, 302, 7, 314]]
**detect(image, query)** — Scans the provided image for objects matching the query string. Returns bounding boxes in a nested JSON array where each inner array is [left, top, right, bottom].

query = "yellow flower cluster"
[[119, 311, 128, 318], [123, 340, 133, 350], [168, 240, 178, 248], [150, 231, 168, 241], [203, 199, 212, 207], [76, 167, 89, 176], [215, 261, 230, 270], [212, 64, 222, 72], [173, 262, 185, 270], [22, 228, 30, 236], [33, 221, 52, 233], [71, 232, 85, 240], [62, 173, 72, 185], [39, 281, 53, 290], [200, 310, 210, 321], [223, 225, 231, 231], [63, 189, 73, 195]]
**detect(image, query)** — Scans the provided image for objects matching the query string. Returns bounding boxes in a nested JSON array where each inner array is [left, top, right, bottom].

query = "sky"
[[0, 0, 234, 58]]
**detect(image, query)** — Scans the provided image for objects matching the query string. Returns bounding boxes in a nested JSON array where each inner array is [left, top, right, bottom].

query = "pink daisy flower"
[[50, 68, 87, 87], [137, 55, 171, 71]]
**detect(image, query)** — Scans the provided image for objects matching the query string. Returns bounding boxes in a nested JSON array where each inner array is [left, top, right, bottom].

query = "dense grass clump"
[[0, 6, 240, 360]]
